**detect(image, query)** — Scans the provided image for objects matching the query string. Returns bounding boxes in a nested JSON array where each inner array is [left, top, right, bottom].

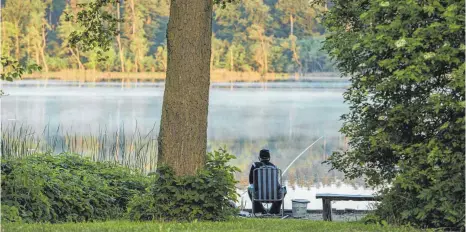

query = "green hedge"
[[2, 150, 240, 223], [1, 154, 150, 223]]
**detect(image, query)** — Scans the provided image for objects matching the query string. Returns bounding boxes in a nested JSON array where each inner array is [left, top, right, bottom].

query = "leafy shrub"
[[374, 176, 464, 230], [127, 148, 240, 221], [2, 205, 22, 223], [1, 153, 150, 223]]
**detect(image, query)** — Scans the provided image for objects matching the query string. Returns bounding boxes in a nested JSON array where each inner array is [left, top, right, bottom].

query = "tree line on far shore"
[[1, 0, 334, 76]]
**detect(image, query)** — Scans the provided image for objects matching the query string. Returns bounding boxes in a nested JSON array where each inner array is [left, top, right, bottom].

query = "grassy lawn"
[[3, 219, 424, 232]]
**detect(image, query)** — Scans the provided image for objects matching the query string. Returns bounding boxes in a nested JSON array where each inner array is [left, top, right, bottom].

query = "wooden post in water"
[[323, 199, 332, 221]]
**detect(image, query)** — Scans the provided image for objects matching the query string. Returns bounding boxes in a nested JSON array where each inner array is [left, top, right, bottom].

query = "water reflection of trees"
[[208, 135, 366, 189]]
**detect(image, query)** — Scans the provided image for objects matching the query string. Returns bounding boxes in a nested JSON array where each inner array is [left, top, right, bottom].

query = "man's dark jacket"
[[248, 161, 277, 185]]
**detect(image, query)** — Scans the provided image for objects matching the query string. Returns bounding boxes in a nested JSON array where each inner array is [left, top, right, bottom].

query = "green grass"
[[3, 219, 424, 232]]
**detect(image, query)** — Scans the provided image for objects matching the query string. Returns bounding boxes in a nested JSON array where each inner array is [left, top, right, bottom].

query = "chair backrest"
[[253, 166, 282, 202]]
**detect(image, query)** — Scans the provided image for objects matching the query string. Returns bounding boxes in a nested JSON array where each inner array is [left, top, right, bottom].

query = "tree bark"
[[158, 0, 213, 176]]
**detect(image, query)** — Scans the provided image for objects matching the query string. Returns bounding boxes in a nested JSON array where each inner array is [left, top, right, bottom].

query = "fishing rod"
[[281, 136, 324, 176], [239, 136, 324, 196]]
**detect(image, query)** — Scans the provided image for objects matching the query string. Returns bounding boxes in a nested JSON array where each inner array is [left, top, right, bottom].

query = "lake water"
[[0, 80, 375, 209]]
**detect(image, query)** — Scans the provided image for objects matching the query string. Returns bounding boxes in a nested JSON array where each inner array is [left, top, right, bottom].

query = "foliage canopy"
[[322, 0, 465, 229]]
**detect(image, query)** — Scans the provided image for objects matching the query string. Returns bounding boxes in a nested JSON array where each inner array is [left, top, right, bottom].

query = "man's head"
[[259, 149, 270, 161]]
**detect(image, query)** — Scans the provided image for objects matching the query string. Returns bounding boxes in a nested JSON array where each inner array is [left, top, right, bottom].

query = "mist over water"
[[2, 82, 347, 138], [1, 80, 374, 209]]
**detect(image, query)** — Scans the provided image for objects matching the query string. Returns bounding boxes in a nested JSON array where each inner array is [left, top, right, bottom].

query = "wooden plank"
[[316, 193, 378, 201], [322, 198, 332, 221]]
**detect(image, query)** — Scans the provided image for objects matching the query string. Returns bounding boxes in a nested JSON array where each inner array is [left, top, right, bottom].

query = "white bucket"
[[291, 199, 310, 218]]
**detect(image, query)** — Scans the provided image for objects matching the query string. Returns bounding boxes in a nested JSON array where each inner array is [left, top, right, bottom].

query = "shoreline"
[[21, 70, 347, 83], [2, 80, 351, 90]]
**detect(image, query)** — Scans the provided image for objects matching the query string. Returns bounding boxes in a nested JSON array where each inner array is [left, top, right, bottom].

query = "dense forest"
[[1, 0, 335, 76]]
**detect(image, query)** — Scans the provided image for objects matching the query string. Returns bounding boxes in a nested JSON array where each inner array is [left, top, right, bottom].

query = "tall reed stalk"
[[1, 122, 158, 173]]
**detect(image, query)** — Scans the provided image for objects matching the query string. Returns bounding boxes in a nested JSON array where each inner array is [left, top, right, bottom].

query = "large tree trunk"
[[158, 0, 213, 176]]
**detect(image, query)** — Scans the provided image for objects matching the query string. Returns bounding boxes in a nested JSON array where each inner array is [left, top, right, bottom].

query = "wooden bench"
[[315, 193, 379, 221]]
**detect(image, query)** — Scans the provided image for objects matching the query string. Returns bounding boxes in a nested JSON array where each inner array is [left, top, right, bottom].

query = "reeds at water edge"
[[1, 122, 158, 173]]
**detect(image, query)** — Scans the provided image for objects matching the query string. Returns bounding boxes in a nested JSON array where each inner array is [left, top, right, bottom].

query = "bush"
[[2, 205, 22, 223], [322, 0, 464, 230], [127, 148, 240, 221], [1, 153, 150, 223]]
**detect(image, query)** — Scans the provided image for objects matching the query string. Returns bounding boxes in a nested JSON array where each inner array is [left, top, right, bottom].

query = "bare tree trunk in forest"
[[230, 48, 234, 72], [116, 0, 125, 72], [15, 36, 20, 60], [259, 36, 268, 75], [129, 0, 137, 72], [40, 25, 49, 73], [264, 44, 268, 75], [14, 22, 20, 60], [76, 49, 84, 70], [290, 14, 294, 36], [135, 52, 139, 72], [158, 0, 213, 176], [162, 54, 167, 72], [35, 43, 41, 66], [264, 43, 268, 90], [258, 32, 268, 90], [230, 48, 234, 90], [289, 14, 302, 79], [2, 23, 7, 59], [68, 0, 83, 71], [291, 38, 302, 78], [69, 46, 84, 70], [27, 36, 30, 59], [130, 0, 136, 34], [48, 7, 52, 26]]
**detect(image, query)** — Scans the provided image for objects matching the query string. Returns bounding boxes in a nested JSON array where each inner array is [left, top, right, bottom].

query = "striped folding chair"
[[251, 166, 285, 217]]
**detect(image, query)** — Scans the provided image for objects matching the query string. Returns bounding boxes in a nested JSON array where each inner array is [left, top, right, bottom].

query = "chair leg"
[[251, 201, 256, 217], [281, 199, 284, 217], [251, 196, 254, 217]]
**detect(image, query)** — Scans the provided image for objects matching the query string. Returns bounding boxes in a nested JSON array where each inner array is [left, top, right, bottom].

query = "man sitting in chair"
[[248, 149, 285, 214]]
